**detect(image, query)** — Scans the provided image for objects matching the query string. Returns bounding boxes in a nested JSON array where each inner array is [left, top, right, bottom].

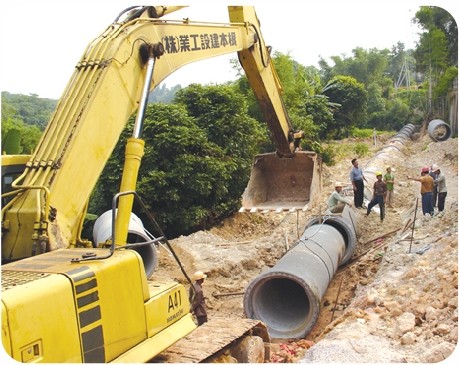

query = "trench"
[[243, 124, 416, 341]]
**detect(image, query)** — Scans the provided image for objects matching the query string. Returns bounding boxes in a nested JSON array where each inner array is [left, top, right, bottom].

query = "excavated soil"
[[153, 133, 458, 363]]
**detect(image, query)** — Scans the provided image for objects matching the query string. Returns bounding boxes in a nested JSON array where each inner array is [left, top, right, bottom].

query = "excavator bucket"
[[241, 151, 322, 212]]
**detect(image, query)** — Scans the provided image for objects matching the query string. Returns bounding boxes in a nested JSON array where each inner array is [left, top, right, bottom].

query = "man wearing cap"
[[407, 167, 434, 216], [327, 182, 352, 213], [366, 172, 387, 221], [432, 166, 447, 213], [383, 166, 395, 208], [189, 271, 208, 326], [429, 164, 439, 208]]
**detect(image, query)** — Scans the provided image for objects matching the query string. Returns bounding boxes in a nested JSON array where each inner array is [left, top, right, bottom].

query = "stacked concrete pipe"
[[362, 124, 416, 195], [243, 206, 357, 339]]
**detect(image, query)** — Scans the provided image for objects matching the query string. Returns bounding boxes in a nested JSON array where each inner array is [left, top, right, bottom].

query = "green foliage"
[[323, 139, 370, 165], [2, 129, 22, 154], [319, 47, 391, 88], [317, 144, 336, 165], [414, 6, 457, 65], [1, 92, 56, 129], [434, 66, 458, 97], [354, 142, 369, 157], [366, 82, 386, 114], [413, 6, 457, 114], [351, 128, 374, 138], [147, 84, 181, 103], [1, 92, 54, 153], [91, 85, 263, 238], [174, 84, 265, 160], [394, 89, 427, 117], [367, 98, 414, 131], [322, 75, 368, 137]]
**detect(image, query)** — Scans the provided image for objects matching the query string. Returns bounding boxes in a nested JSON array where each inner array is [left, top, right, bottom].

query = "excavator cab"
[[241, 151, 322, 212]]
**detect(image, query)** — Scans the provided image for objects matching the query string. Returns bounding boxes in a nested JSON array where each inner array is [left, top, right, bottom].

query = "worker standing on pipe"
[[366, 172, 387, 222], [327, 182, 352, 213]]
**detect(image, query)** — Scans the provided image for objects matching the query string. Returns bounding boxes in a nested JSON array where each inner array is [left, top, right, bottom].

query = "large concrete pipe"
[[428, 119, 452, 141], [93, 210, 158, 277], [364, 124, 416, 186], [304, 205, 357, 265], [244, 214, 356, 339]]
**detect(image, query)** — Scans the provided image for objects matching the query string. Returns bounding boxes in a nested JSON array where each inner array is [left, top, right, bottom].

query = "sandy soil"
[[154, 132, 458, 363]]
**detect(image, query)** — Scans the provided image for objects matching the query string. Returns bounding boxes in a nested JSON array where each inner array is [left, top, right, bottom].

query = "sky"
[[0, 0, 457, 100]]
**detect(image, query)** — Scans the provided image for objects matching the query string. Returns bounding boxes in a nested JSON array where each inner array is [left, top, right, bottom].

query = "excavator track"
[[151, 317, 270, 363]]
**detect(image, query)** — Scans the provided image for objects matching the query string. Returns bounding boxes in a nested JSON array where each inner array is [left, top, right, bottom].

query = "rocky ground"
[[154, 131, 458, 363]]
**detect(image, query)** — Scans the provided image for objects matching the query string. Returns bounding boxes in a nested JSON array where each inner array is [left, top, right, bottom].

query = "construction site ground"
[[154, 133, 458, 363]]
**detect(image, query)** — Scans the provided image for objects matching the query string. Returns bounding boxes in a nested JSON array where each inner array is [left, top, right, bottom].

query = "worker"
[[429, 164, 439, 208], [327, 182, 352, 213], [432, 165, 447, 213], [350, 158, 368, 209], [366, 172, 387, 222], [407, 166, 434, 217], [383, 166, 395, 208], [189, 270, 208, 326]]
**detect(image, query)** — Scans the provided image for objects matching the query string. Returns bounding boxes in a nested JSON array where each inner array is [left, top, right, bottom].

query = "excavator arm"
[[1, 6, 321, 263]]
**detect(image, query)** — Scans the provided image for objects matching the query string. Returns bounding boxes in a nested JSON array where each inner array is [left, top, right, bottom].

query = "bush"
[[351, 127, 375, 138], [354, 142, 369, 157]]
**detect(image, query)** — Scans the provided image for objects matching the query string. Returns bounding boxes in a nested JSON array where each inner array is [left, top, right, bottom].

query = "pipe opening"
[[244, 275, 319, 339], [428, 119, 452, 141]]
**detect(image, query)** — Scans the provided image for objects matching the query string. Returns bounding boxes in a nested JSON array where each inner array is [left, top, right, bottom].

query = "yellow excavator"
[[1, 5, 321, 363]]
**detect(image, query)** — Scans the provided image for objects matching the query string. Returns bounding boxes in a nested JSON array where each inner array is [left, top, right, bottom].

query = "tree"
[[91, 85, 264, 238], [232, 52, 336, 153], [319, 48, 391, 88], [414, 6, 457, 66], [322, 76, 367, 138], [1, 92, 56, 153], [1, 99, 42, 154], [174, 84, 266, 208], [413, 6, 457, 117]]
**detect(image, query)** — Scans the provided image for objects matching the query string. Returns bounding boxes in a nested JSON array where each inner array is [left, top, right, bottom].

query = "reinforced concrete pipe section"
[[244, 214, 357, 339], [93, 210, 158, 277], [428, 119, 452, 142], [364, 124, 416, 184]]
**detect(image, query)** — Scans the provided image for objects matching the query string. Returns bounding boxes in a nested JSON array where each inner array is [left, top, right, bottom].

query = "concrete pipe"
[[93, 210, 158, 277], [243, 223, 346, 339], [303, 207, 357, 265], [428, 119, 452, 142]]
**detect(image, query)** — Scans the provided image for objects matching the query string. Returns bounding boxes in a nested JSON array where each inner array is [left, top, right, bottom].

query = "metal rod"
[[133, 56, 155, 138], [409, 198, 419, 253], [330, 275, 344, 323]]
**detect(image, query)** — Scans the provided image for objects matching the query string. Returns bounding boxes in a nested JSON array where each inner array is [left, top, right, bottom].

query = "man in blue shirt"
[[350, 158, 368, 208]]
